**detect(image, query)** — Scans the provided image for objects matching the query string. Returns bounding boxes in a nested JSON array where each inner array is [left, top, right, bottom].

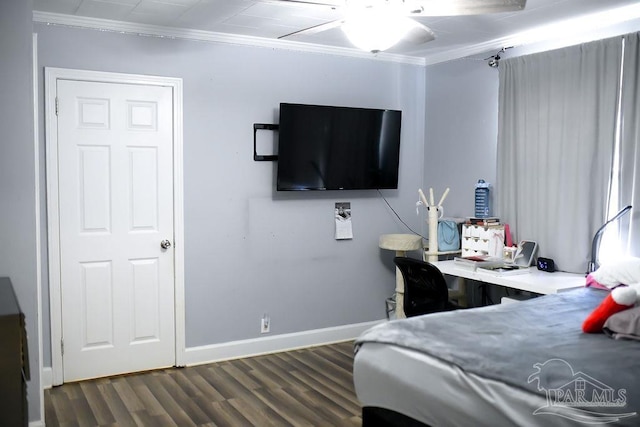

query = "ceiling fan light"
[[342, 14, 414, 53]]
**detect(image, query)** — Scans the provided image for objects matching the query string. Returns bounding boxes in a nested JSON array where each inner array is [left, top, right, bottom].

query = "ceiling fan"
[[275, 0, 527, 53]]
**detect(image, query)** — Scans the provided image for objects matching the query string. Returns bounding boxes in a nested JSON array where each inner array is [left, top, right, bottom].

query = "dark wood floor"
[[45, 341, 362, 426]]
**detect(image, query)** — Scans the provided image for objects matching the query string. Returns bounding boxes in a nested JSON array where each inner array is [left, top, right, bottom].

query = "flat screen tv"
[[276, 103, 402, 191]]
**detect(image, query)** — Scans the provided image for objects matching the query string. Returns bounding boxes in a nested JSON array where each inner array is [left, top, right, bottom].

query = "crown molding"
[[33, 3, 640, 69], [32, 11, 428, 66]]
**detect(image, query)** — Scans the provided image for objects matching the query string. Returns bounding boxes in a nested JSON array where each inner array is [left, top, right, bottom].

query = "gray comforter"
[[355, 287, 640, 422], [605, 306, 640, 341]]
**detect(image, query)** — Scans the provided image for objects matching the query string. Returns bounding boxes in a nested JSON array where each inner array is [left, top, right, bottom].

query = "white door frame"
[[45, 67, 185, 386]]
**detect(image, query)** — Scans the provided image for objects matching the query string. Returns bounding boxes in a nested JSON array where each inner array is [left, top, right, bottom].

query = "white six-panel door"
[[56, 79, 176, 382]]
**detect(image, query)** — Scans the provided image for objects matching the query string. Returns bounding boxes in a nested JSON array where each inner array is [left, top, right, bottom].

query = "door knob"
[[160, 239, 172, 249]]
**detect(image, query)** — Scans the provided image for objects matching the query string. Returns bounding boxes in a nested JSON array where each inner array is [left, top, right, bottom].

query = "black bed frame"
[[362, 407, 430, 427]]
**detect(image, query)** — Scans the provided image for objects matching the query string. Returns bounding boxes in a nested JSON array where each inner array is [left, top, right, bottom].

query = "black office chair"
[[393, 257, 459, 317]]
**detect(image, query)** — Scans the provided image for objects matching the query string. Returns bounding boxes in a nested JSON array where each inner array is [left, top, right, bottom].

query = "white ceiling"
[[32, 0, 640, 63]]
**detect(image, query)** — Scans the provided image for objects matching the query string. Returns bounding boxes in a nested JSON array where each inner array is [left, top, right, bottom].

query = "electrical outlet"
[[261, 315, 270, 333]]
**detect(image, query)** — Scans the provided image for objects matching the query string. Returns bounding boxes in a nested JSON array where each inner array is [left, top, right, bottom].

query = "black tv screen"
[[276, 103, 402, 191]]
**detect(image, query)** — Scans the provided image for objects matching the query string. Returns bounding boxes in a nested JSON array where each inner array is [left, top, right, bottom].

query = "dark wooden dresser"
[[0, 277, 29, 426]]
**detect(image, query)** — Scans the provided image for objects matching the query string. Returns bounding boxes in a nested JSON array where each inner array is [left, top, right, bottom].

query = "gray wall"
[[35, 24, 427, 364], [423, 59, 499, 218], [422, 58, 501, 307], [0, 0, 41, 422]]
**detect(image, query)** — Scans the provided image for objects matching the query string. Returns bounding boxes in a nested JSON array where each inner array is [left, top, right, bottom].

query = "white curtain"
[[497, 37, 623, 273], [619, 32, 640, 257]]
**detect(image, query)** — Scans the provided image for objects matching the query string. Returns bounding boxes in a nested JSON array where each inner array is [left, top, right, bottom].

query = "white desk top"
[[430, 260, 586, 295]]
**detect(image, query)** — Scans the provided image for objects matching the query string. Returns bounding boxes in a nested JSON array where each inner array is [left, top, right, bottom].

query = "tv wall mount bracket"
[[253, 123, 279, 161]]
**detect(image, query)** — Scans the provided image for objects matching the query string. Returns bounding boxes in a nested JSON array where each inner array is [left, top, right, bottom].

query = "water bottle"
[[475, 179, 491, 218]]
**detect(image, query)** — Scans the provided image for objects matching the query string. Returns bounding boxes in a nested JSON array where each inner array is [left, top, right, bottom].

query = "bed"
[[353, 287, 640, 426]]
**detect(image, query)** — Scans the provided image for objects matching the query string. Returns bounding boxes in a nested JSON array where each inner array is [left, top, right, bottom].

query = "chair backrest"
[[393, 257, 449, 317]]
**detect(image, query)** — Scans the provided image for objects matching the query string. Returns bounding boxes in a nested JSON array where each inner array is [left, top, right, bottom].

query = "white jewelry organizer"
[[461, 223, 505, 258]]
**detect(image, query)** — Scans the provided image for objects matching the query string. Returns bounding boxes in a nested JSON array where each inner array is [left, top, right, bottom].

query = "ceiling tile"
[[133, 0, 190, 15], [212, 21, 295, 38], [223, 13, 298, 34], [92, 0, 140, 5], [246, 2, 339, 21], [75, 0, 138, 20], [126, 0, 192, 25], [176, 1, 250, 30], [33, 0, 82, 14], [154, 0, 200, 6]]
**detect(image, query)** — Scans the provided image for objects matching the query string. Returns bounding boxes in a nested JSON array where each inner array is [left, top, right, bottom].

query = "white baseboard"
[[184, 319, 383, 366], [41, 367, 53, 390], [40, 319, 383, 387], [29, 420, 45, 427]]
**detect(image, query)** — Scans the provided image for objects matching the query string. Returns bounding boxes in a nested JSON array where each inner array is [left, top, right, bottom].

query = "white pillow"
[[592, 258, 640, 288]]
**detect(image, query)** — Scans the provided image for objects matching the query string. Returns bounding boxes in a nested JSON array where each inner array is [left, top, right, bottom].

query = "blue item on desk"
[[438, 220, 460, 251], [474, 179, 491, 218]]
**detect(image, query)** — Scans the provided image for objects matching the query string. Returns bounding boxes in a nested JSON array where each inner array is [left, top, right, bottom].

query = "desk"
[[430, 260, 586, 295]]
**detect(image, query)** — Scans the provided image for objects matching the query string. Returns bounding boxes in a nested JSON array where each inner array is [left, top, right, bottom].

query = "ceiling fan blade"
[[404, 21, 436, 44], [409, 0, 526, 16], [264, 0, 344, 8], [278, 20, 344, 39]]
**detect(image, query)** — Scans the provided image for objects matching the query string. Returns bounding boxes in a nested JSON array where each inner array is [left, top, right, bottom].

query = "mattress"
[[355, 342, 582, 427], [354, 288, 640, 426]]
